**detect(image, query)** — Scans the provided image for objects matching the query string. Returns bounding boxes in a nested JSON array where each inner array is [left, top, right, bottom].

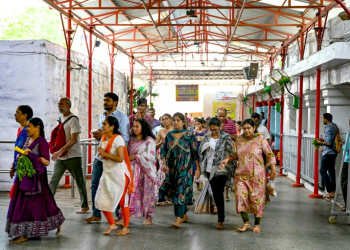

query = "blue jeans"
[[91, 159, 119, 218], [320, 154, 337, 193]]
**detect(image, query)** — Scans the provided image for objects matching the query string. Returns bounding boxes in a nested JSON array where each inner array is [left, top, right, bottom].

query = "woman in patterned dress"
[[193, 118, 208, 191], [128, 118, 157, 226], [155, 114, 173, 205], [159, 112, 200, 228], [220, 119, 276, 233]]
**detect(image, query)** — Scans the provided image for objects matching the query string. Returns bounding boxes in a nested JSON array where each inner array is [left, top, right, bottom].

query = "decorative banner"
[[215, 91, 234, 101], [213, 102, 236, 119], [176, 85, 199, 101]]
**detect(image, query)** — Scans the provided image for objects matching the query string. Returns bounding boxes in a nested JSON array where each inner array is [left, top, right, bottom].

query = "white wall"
[[152, 83, 244, 120], [0, 40, 128, 190]]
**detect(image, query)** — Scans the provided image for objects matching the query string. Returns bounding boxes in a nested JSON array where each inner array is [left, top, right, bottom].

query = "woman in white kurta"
[[96, 116, 134, 236]]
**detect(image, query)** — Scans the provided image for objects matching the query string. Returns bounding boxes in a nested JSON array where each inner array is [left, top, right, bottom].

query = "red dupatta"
[[101, 134, 135, 194]]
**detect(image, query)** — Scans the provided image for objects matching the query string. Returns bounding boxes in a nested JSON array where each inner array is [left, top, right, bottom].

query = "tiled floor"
[[1, 176, 350, 250]]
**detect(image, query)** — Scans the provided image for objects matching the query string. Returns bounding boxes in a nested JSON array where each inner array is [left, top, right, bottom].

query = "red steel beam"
[[264, 0, 340, 66], [87, 23, 305, 27], [61, 6, 326, 10], [43, 0, 148, 69], [113, 38, 285, 42]]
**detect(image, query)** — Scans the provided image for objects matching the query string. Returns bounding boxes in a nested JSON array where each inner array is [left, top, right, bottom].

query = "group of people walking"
[[6, 93, 278, 243]]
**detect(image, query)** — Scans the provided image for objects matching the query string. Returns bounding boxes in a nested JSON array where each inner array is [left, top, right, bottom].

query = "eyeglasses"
[[15, 112, 23, 115]]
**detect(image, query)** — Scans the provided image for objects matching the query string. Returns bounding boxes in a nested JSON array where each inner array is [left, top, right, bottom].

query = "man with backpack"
[[49, 97, 89, 214], [317, 113, 340, 199]]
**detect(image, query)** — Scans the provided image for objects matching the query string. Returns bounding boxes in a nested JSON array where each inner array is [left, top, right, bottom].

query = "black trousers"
[[320, 154, 337, 193], [341, 163, 349, 207], [207, 172, 228, 223]]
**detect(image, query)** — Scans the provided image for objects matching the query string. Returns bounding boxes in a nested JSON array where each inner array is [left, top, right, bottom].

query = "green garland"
[[16, 155, 36, 181]]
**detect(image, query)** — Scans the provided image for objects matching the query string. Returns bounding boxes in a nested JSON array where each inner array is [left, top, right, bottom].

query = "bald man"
[[49, 97, 89, 214], [217, 108, 237, 141]]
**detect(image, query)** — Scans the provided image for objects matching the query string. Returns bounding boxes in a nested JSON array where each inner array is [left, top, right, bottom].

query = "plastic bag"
[[266, 180, 277, 197]]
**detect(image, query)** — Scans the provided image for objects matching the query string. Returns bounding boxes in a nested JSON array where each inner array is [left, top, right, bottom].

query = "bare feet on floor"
[[9, 237, 28, 243], [115, 227, 130, 236], [56, 225, 62, 235], [238, 223, 252, 232], [142, 219, 152, 226], [172, 217, 182, 228], [103, 224, 118, 234], [216, 222, 224, 230], [323, 192, 335, 199], [84, 215, 101, 223], [180, 214, 188, 223], [76, 206, 89, 214], [253, 225, 261, 233]]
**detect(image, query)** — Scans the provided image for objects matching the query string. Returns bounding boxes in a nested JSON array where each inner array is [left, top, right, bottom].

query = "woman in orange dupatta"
[[95, 116, 135, 236]]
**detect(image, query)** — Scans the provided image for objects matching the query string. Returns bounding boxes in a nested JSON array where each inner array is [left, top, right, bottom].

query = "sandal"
[[253, 225, 261, 233], [103, 224, 118, 234], [115, 219, 124, 226], [238, 223, 252, 232], [115, 227, 130, 236]]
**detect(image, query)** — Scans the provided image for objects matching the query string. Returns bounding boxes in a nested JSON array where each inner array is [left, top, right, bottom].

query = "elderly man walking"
[[49, 97, 89, 214]]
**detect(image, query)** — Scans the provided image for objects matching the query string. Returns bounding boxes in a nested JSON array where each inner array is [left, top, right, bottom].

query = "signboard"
[[176, 85, 199, 101], [216, 91, 234, 101], [213, 102, 236, 119]]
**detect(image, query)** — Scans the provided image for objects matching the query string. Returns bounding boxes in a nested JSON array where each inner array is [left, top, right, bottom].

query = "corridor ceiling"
[[44, 0, 349, 80]]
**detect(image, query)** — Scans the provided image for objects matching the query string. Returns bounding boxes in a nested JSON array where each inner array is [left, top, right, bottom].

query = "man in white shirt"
[[260, 112, 268, 127], [49, 97, 89, 214], [251, 112, 270, 143]]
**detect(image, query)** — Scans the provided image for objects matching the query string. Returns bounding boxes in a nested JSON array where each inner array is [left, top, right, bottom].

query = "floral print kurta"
[[234, 135, 276, 217], [159, 131, 198, 206], [128, 137, 157, 220]]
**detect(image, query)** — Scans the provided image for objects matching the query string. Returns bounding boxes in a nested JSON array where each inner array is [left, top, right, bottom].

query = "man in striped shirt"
[[217, 108, 237, 141]]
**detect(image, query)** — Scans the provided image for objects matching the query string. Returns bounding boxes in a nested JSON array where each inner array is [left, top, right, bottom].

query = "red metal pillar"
[[278, 45, 286, 176], [62, 10, 73, 188], [309, 11, 323, 198], [129, 54, 135, 116], [66, 10, 72, 99], [241, 85, 244, 120], [149, 67, 153, 107], [110, 43, 115, 92], [293, 30, 305, 187], [87, 26, 93, 176], [252, 94, 255, 113]]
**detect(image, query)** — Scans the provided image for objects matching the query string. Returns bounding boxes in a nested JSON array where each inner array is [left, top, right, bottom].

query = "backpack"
[[49, 116, 78, 156], [329, 125, 342, 153]]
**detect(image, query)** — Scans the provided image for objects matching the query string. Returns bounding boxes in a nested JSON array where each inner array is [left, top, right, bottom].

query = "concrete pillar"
[[322, 84, 350, 136], [275, 104, 281, 150], [322, 84, 350, 190], [294, 92, 308, 133], [285, 96, 297, 133], [304, 90, 326, 134]]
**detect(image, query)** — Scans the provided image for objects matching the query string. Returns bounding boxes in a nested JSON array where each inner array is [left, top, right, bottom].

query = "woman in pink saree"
[[128, 118, 157, 226]]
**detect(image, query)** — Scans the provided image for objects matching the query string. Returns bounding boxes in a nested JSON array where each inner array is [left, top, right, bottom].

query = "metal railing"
[[0, 138, 99, 199], [282, 133, 327, 185], [300, 134, 317, 183], [282, 133, 298, 175]]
